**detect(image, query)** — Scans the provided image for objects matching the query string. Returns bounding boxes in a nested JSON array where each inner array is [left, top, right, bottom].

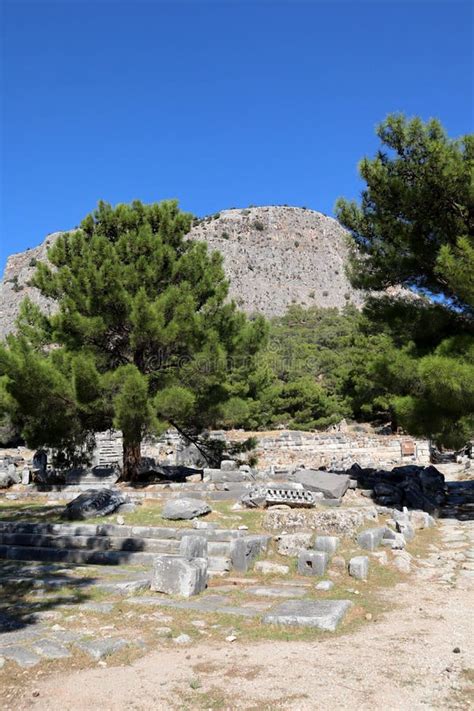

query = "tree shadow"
[[0, 560, 98, 632], [0, 503, 150, 632]]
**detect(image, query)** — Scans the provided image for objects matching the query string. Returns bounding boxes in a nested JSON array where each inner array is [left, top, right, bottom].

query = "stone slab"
[[161, 498, 211, 520], [262, 599, 353, 631], [76, 637, 129, 660], [123, 595, 260, 617], [291, 470, 350, 499], [2, 645, 42, 667], [246, 586, 306, 598], [32, 639, 71, 659]]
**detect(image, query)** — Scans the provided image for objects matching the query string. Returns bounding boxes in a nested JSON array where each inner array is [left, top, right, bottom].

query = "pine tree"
[[336, 115, 474, 448], [0, 200, 266, 480]]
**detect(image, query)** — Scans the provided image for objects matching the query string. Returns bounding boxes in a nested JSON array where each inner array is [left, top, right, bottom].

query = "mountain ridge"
[[0, 205, 363, 337]]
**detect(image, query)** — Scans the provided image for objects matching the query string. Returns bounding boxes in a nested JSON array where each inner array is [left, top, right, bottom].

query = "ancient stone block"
[[179, 534, 208, 559], [410, 510, 435, 529], [276, 532, 313, 556], [150, 555, 208, 597], [246, 586, 306, 598], [315, 580, 334, 591], [76, 637, 129, 661], [357, 527, 387, 551], [395, 520, 415, 541], [64, 488, 128, 520], [220, 459, 238, 471], [291, 470, 351, 499], [2, 645, 41, 667], [161, 498, 211, 520], [349, 555, 369, 580], [230, 535, 269, 572], [32, 639, 71, 659], [262, 599, 353, 631], [314, 535, 340, 555], [254, 561, 290, 575], [264, 508, 378, 537], [297, 550, 328, 576]]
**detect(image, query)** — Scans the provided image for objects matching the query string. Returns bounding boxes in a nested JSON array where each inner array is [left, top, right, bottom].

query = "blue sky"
[[1, 0, 472, 271]]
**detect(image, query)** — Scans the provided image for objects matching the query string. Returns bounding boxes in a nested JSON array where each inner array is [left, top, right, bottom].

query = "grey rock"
[[262, 599, 353, 631], [2, 645, 41, 667], [179, 534, 208, 559], [315, 580, 334, 591], [220, 459, 238, 471], [76, 637, 129, 660], [395, 520, 415, 542], [116, 502, 136, 514], [161, 498, 211, 520], [173, 634, 191, 645], [192, 520, 218, 530], [155, 626, 172, 637], [32, 639, 71, 659], [230, 535, 269, 572], [349, 555, 369, 580], [357, 527, 387, 551], [276, 533, 313, 557], [314, 535, 340, 555], [291, 470, 350, 499], [150, 555, 208, 597], [410, 510, 435, 529], [246, 586, 306, 598], [297, 550, 328, 577], [254, 561, 290, 575], [64, 488, 128, 520]]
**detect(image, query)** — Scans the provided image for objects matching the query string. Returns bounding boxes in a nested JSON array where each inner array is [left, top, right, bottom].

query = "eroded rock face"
[[63, 488, 128, 520], [0, 207, 363, 338]]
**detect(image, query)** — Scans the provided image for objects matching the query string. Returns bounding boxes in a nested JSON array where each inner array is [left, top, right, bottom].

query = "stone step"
[[0, 520, 244, 542], [0, 532, 230, 556], [0, 544, 230, 572]]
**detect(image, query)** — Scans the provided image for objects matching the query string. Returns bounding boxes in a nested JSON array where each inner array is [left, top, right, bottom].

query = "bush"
[[253, 220, 265, 232]]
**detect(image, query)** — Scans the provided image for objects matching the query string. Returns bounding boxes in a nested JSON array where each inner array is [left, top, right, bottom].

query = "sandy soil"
[[8, 517, 473, 711]]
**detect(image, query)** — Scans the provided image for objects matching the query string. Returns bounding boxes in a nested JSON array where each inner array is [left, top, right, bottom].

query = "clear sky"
[[1, 0, 472, 271]]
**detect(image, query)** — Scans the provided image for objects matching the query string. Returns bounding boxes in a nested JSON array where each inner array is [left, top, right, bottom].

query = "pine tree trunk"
[[122, 440, 141, 482]]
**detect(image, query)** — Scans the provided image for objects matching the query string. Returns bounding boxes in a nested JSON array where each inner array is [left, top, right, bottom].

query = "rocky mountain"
[[0, 206, 363, 337]]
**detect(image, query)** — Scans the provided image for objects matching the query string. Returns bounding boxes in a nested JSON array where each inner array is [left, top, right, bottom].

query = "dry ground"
[[2, 518, 472, 711]]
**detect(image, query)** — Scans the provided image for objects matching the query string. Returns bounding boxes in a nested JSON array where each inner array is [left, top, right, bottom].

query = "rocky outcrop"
[[0, 207, 362, 337], [189, 207, 363, 315]]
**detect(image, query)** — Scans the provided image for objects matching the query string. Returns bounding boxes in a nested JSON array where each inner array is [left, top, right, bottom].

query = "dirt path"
[[10, 518, 473, 711]]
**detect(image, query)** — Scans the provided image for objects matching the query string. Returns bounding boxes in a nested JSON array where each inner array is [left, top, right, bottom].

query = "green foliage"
[[336, 114, 474, 447], [336, 114, 473, 311], [219, 304, 396, 431], [0, 200, 266, 478]]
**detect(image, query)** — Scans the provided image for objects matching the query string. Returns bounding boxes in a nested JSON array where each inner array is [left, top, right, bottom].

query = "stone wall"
[[92, 428, 430, 471], [220, 429, 430, 470]]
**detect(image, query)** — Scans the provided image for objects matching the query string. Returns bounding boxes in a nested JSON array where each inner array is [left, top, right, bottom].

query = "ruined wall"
[[221, 429, 430, 470], [92, 428, 430, 471]]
